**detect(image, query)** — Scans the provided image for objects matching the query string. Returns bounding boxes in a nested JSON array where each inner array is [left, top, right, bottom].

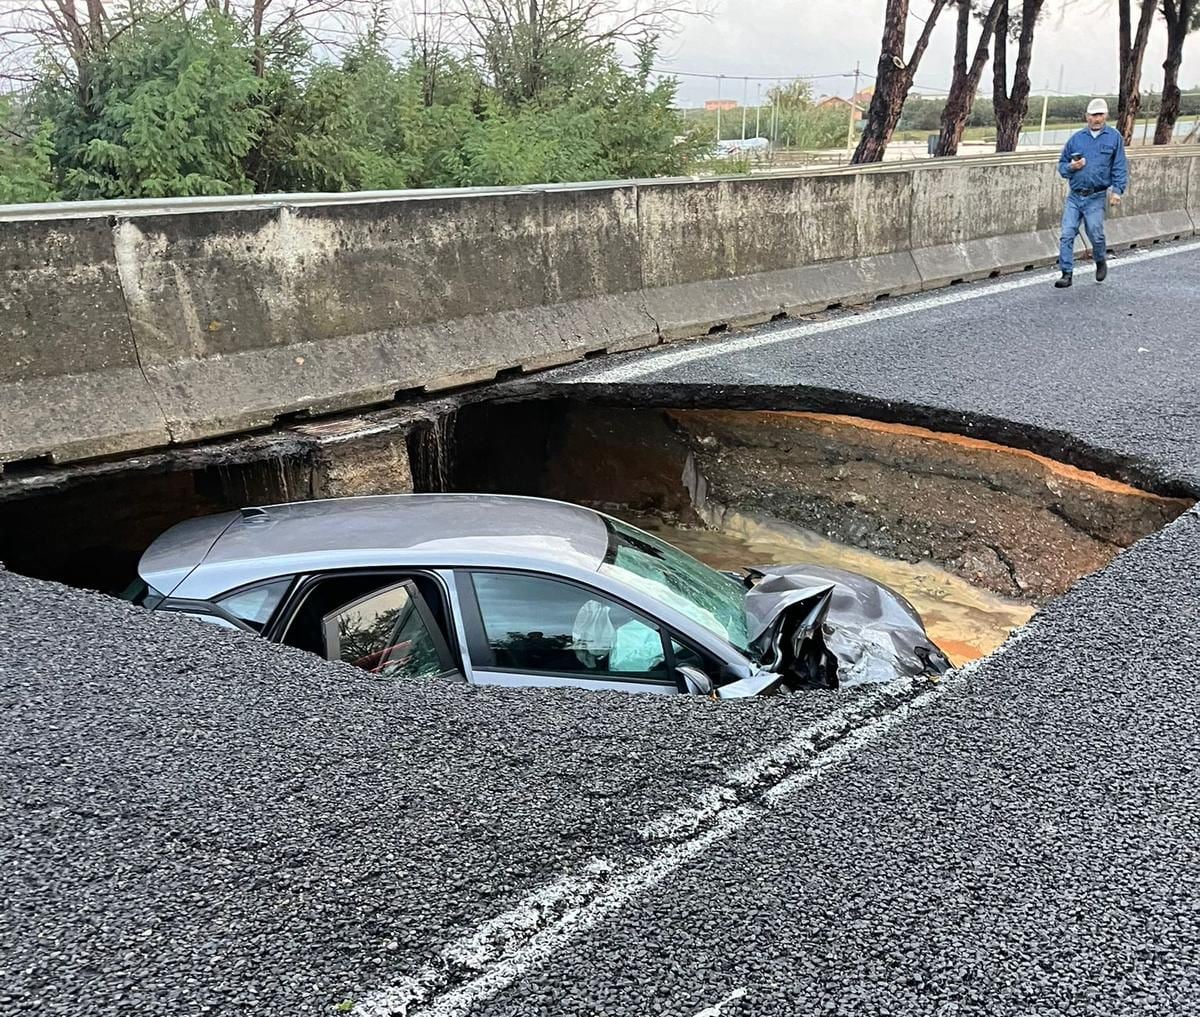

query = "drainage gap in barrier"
[[707, 323, 730, 335], [0, 453, 56, 477], [875, 293, 892, 302], [988, 270, 1001, 279], [825, 302, 843, 311], [584, 348, 609, 360], [494, 366, 525, 382], [771, 311, 789, 322]]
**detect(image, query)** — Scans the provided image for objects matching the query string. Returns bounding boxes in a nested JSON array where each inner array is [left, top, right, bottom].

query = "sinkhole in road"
[[0, 395, 1190, 669], [444, 400, 1192, 666]]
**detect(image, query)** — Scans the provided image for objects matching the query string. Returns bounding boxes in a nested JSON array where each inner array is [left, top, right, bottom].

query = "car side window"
[[469, 572, 669, 679], [671, 637, 718, 676], [276, 572, 455, 663], [324, 580, 453, 680], [217, 579, 292, 632]]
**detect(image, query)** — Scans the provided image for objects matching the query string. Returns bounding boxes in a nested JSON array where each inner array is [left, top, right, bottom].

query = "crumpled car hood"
[[721, 563, 952, 695]]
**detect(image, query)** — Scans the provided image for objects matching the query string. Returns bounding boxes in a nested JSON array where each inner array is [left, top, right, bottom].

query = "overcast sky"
[[654, 1, 1200, 107]]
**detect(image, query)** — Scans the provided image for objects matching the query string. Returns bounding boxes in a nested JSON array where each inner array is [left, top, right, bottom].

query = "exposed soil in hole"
[[662, 409, 1190, 601]]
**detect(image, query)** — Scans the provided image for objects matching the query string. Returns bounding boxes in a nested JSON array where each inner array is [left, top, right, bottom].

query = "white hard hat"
[[1087, 98, 1109, 115]]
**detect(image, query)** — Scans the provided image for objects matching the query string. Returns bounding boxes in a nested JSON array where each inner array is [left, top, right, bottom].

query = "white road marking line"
[[638, 678, 921, 842], [351, 867, 608, 1017], [354, 630, 1034, 1017], [574, 238, 1200, 385], [692, 985, 748, 1017]]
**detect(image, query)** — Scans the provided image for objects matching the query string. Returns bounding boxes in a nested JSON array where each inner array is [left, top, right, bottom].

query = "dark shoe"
[[1095, 260, 1107, 282], [1054, 272, 1073, 288]]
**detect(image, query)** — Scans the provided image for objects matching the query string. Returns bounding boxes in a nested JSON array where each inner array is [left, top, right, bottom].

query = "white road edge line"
[[353, 631, 1031, 1017], [576, 238, 1200, 385]]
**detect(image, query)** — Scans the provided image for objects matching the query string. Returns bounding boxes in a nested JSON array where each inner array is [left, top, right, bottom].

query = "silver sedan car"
[[126, 494, 951, 696]]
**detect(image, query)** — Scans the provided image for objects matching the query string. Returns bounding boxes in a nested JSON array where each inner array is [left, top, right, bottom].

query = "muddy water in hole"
[[623, 509, 1036, 667]]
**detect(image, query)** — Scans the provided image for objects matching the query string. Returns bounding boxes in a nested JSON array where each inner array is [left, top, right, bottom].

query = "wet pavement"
[[3, 240, 1200, 1015]]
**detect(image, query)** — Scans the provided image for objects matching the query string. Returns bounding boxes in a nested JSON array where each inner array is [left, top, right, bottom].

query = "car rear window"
[[121, 578, 165, 610]]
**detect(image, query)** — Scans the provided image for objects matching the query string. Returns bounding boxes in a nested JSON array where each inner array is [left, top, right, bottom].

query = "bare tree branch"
[[453, 0, 708, 102]]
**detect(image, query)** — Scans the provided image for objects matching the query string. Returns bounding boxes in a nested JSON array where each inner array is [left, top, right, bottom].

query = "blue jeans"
[[1059, 191, 1107, 273]]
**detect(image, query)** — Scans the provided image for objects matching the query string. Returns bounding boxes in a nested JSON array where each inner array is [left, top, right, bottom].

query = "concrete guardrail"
[[2, 147, 1197, 470]]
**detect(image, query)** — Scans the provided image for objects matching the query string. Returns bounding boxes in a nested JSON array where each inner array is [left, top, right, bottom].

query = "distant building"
[[817, 94, 865, 122], [704, 99, 738, 112], [817, 95, 856, 113]]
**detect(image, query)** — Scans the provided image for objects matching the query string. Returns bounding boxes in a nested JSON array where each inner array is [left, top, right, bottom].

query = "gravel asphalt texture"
[[3, 241, 1199, 1015]]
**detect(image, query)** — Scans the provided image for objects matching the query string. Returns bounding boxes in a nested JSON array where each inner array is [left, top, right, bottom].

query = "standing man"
[[1055, 98, 1128, 288]]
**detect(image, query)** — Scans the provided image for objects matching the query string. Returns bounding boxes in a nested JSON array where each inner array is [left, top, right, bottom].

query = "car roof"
[[141, 493, 612, 597]]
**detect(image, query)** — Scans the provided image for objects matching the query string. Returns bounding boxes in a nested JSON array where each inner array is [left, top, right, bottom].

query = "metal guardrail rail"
[[4, 145, 1198, 222]]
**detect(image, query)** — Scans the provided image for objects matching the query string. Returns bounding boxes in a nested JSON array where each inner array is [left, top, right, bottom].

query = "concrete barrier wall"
[[2, 148, 1197, 469], [110, 187, 654, 444], [0, 220, 171, 464], [1189, 155, 1200, 224], [637, 170, 921, 338], [1104, 150, 1195, 248]]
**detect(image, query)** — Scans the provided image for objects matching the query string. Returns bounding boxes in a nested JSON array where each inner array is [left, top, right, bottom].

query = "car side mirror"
[[677, 665, 714, 696]]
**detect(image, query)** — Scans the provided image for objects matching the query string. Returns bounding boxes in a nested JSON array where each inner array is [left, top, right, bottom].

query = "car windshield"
[[598, 516, 751, 654]]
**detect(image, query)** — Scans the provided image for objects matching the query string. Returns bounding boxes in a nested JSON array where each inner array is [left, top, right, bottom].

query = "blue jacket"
[[1058, 125, 1128, 195]]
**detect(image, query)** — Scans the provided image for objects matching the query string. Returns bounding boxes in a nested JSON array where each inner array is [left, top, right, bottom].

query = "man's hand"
[[1110, 193, 1123, 207], [1070, 156, 1087, 171]]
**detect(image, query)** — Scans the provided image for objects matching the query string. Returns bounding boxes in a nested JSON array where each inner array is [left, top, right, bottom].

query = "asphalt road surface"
[[3, 240, 1199, 1016]]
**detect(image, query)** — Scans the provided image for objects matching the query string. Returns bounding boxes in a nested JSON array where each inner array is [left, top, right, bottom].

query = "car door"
[[457, 570, 681, 695]]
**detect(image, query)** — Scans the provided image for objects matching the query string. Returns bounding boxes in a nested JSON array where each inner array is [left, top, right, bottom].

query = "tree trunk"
[[993, 0, 1045, 152], [85, 0, 103, 44], [1117, 0, 1157, 142], [526, 0, 544, 100], [936, 0, 1004, 156], [853, 0, 949, 164], [1154, 0, 1193, 144], [252, 0, 267, 77]]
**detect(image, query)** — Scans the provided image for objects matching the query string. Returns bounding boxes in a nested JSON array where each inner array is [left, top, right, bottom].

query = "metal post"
[[716, 74, 723, 142], [756, 84, 762, 138], [1038, 90, 1049, 147], [1143, 87, 1152, 144], [741, 77, 748, 140], [846, 61, 860, 149]]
